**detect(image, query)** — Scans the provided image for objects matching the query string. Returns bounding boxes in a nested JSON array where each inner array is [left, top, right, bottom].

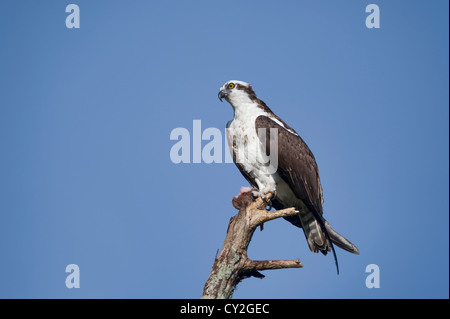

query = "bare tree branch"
[[249, 206, 299, 228], [201, 191, 302, 299], [243, 259, 303, 272]]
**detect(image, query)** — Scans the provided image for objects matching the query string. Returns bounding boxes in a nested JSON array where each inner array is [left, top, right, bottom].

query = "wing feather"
[[255, 115, 324, 216]]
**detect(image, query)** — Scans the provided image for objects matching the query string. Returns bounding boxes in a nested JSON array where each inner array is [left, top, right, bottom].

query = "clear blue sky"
[[0, 1, 448, 298]]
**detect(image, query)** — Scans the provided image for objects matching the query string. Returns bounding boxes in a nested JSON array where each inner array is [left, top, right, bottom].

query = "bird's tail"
[[324, 220, 360, 255], [298, 211, 330, 254], [298, 212, 359, 255]]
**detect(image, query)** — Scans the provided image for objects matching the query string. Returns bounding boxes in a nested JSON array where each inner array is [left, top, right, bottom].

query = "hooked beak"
[[218, 90, 227, 102]]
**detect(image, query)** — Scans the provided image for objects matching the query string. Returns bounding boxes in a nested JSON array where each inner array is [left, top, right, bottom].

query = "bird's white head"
[[218, 80, 257, 108]]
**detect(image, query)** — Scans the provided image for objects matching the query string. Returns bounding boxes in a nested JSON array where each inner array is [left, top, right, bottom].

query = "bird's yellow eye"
[[228, 83, 235, 89]]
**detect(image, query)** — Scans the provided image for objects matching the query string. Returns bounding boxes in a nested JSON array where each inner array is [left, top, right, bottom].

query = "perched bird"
[[218, 80, 359, 273]]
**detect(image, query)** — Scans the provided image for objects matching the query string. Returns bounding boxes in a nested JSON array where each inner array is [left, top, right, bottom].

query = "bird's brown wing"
[[255, 115, 324, 217]]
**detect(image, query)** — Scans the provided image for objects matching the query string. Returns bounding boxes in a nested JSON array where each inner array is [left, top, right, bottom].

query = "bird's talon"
[[260, 195, 272, 210], [250, 189, 275, 210]]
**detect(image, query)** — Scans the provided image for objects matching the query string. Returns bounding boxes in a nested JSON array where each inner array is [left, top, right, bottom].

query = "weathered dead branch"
[[201, 192, 302, 299]]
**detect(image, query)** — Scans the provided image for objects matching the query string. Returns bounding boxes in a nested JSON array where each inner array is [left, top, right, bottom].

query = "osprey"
[[218, 80, 359, 273]]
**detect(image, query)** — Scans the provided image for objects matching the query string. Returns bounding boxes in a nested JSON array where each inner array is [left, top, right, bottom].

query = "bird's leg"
[[251, 184, 277, 211]]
